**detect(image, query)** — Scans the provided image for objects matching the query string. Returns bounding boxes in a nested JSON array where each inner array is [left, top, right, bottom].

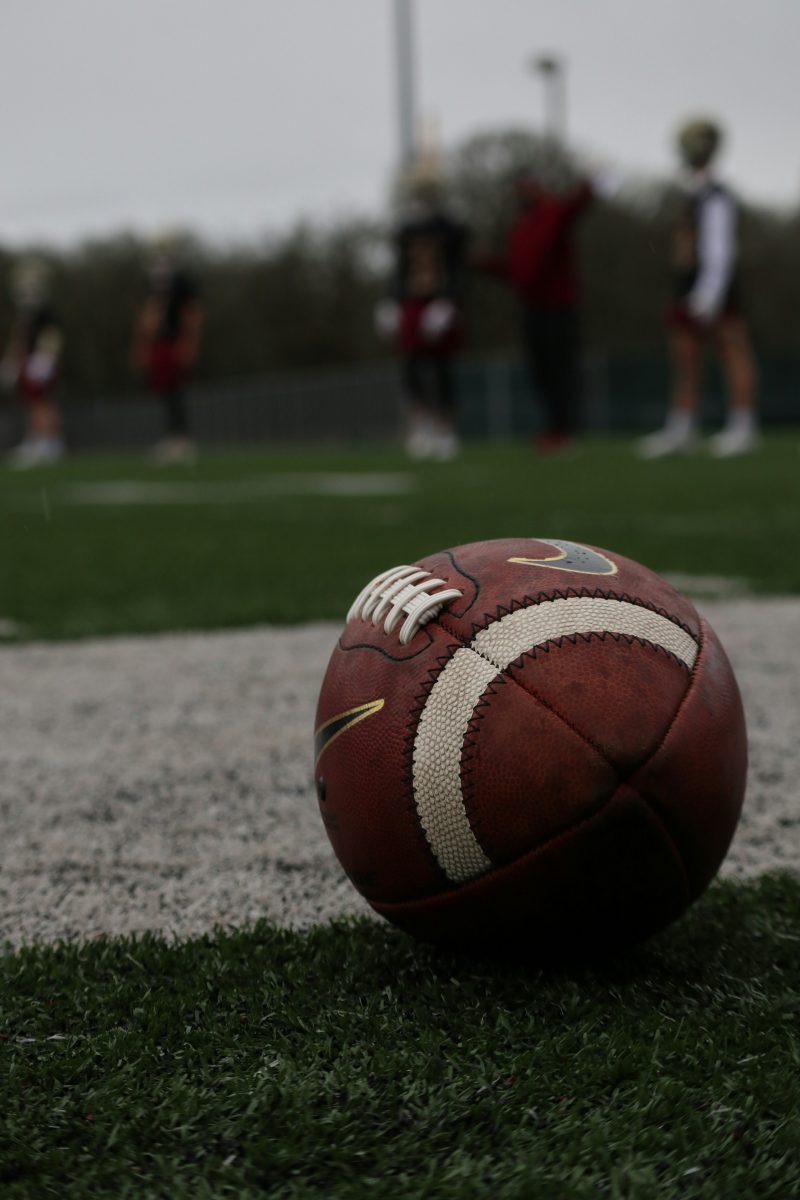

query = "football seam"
[[624, 617, 709, 891], [458, 674, 509, 855], [371, 779, 654, 914], [512, 630, 693, 670], [624, 780, 694, 906], [440, 548, 481, 617], [437, 613, 631, 775], [337, 631, 436, 662], [627, 615, 705, 782], [465, 587, 699, 643]]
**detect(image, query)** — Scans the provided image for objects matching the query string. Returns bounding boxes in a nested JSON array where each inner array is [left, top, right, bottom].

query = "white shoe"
[[430, 430, 460, 462], [406, 421, 436, 461], [36, 438, 65, 463], [637, 427, 697, 460], [7, 441, 39, 468], [152, 437, 197, 465], [708, 425, 758, 458], [7, 438, 64, 468]]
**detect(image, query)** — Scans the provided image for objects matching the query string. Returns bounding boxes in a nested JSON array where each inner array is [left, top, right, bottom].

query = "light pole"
[[394, 0, 417, 172], [530, 54, 567, 147]]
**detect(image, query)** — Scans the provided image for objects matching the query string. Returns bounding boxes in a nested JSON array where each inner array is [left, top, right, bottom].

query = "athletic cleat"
[[151, 437, 198, 465], [708, 425, 758, 458], [534, 431, 573, 454], [7, 438, 64, 468], [637, 427, 697, 460], [430, 430, 460, 462]]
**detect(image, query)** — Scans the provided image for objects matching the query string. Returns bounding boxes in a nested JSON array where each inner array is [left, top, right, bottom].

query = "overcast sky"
[[2, 0, 798, 246]]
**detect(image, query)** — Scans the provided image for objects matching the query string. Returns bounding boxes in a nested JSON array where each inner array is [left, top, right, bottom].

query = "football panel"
[[371, 784, 692, 955], [459, 673, 619, 865], [500, 633, 692, 774], [630, 617, 747, 899]]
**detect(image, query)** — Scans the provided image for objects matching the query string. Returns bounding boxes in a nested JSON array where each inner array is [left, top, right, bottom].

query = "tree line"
[[2, 129, 799, 403]]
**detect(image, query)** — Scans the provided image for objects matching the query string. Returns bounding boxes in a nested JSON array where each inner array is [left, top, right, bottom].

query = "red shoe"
[[534, 430, 572, 454]]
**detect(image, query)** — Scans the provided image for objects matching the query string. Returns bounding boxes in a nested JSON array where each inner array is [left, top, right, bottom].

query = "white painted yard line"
[[31, 473, 415, 508], [0, 601, 797, 946]]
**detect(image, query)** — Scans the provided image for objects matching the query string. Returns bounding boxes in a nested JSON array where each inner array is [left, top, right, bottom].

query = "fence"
[[3, 352, 797, 452]]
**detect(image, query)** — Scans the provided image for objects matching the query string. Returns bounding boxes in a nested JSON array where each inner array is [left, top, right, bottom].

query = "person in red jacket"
[[480, 172, 596, 451]]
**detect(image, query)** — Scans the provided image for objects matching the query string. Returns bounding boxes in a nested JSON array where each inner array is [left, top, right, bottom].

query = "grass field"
[[1, 876, 799, 1199], [2, 435, 799, 1197], [1, 434, 799, 640]]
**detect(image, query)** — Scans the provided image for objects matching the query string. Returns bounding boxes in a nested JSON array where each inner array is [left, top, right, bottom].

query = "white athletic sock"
[[663, 409, 695, 439], [725, 408, 756, 435]]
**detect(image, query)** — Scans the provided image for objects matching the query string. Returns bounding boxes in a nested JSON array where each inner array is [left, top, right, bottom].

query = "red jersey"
[[494, 183, 593, 311]]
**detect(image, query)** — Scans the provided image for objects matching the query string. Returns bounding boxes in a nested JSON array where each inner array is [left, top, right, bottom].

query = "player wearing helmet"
[[639, 119, 757, 459], [376, 145, 469, 461]]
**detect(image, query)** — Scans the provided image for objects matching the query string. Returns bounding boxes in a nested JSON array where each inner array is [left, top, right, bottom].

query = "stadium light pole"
[[394, 0, 417, 171], [530, 54, 567, 147]]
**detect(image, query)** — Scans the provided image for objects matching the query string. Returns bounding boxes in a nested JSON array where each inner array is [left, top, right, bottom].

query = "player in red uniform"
[[639, 119, 758, 458], [1, 258, 65, 467], [477, 171, 603, 452], [133, 237, 203, 463], [376, 151, 469, 460]]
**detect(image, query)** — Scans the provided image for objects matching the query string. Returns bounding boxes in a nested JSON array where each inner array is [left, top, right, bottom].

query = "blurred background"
[[2, 0, 799, 452]]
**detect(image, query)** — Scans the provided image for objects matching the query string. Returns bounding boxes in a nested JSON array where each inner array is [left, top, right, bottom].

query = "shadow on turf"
[[2, 873, 795, 999], [299, 871, 798, 991]]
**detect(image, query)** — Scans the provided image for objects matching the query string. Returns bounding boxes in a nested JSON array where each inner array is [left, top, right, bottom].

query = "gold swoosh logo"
[[509, 539, 618, 576], [314, 699, 385, 766]]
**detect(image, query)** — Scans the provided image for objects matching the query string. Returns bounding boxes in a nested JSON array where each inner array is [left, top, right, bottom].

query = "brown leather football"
[[314, 538, 747, 957]]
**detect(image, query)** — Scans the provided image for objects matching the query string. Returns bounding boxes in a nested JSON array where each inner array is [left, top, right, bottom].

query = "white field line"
[[0, 600, 798, 946], [16, 473, 415, 509]]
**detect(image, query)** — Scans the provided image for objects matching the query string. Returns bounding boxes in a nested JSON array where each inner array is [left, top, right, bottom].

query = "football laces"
[[348, 565, 463, 645]]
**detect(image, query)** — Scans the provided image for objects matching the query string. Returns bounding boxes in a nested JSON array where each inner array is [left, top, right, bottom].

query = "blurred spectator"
[[639, 118, 758, 458], [375, 146, 469, 461], [133, 235, 203, 463], [476, 170, 608, 452], [1, 258, 65, 467]]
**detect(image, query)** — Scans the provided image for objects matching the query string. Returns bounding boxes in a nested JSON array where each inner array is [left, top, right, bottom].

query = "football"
[[314, 538, 747, 957]]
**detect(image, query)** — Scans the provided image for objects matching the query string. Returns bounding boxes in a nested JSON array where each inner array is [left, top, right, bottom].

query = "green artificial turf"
[[1, 434, 798, 641], [1, 874, 798, 1199]]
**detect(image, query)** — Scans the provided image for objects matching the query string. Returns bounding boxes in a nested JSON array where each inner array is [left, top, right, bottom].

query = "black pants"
[[520, 309, 580, 435], [160, 390, 189, 437], [401, 356, 455, 420]]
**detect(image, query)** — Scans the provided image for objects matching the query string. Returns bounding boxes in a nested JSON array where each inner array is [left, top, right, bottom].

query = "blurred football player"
[[376, 143, 469, 461], [1, 257, 65, 467], [133, 235, 203, 463], [639, 119, 757, 459], [477, 169, 609, 453]]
